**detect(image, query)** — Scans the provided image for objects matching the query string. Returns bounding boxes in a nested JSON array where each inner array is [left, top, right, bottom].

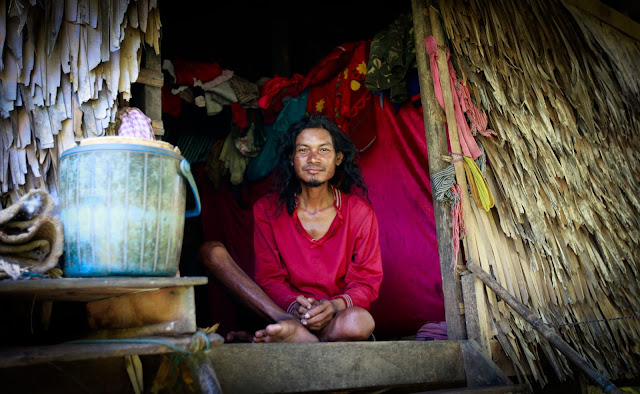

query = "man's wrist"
[[330, 297, 347, 312]]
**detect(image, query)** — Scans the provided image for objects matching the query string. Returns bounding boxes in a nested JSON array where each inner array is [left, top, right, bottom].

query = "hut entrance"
[[155, 0, 449, 342]]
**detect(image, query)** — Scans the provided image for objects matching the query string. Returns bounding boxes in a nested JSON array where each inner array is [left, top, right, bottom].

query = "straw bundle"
[[437, 0, 640, 384], [0, 0, 161, 205]]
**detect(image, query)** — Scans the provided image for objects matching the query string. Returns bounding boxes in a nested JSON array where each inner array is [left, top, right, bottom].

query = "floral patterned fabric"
[[306, 40, 377, 152]]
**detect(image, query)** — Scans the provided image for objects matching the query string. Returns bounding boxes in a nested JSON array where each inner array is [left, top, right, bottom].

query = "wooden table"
[[0, 276, 224, 367]]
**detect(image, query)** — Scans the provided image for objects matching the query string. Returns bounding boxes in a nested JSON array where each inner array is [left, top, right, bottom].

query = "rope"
[[192, 330, 211, 352], [431, 140, 489, 204], [431, 141, 494, 212], [431, 142, 493, 267], [431, 162, 457, 203], [451, 185, 466, 271], [66, 331, 212, 355]]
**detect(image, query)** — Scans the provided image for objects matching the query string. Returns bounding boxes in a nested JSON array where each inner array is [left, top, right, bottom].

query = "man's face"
[[292, 128, 344, 188]]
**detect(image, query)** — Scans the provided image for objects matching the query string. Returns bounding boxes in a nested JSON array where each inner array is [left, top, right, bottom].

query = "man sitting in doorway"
[[200, 114, 383, 342]]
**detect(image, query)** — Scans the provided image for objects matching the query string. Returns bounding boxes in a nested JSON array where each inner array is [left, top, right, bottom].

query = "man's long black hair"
[[274, 114, 368, 215]]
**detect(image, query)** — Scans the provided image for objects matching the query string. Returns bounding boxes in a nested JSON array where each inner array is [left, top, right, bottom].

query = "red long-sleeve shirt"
[[254, 188, 383, 313]]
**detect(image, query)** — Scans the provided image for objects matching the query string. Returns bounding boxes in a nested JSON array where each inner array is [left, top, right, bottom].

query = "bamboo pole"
[[427, 2, 492, 355], [466, 261, 622, 394], [411, 0, 466, 341]]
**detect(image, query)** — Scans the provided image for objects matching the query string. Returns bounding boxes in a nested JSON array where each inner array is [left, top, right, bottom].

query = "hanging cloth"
[[424, 35, 482, 160]]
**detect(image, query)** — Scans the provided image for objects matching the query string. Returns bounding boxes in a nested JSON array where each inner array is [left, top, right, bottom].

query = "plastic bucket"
[[59, 137, 201, 277]]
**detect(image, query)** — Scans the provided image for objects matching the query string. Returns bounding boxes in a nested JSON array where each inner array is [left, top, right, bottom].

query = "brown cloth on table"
[[0, 189, 63, 274]]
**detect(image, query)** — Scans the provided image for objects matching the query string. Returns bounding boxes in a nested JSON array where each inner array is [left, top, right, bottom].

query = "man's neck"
[[297, 183, 334, 214]]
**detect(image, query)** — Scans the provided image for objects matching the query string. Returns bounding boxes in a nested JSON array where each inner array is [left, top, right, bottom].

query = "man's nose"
[[307, 151, 320, 163]]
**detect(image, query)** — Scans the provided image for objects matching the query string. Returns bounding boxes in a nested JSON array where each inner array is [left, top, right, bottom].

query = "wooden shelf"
[[0, 276, 208, 302], [0, 332, 224, 368]]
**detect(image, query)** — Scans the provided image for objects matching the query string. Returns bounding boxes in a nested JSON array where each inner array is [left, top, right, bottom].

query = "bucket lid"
[[61, 137, 184, 160], [81, 136, 180, 153]]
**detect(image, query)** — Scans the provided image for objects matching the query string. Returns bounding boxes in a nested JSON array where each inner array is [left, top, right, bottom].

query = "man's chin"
[[302, 180, 325, 188]]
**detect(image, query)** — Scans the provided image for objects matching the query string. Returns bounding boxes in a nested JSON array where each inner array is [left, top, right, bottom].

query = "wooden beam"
[[0, 277, 208, 302], [411, 0, 466, 341], [427, 2, 493, 356], [0, 333, 224, 368], [136, 68, 164, 88], [209, 341, 467, 393], [562, 0, 640, 41]]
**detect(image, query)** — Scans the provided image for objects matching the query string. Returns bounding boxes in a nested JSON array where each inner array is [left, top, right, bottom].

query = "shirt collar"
[[294, 184, 343, 212]]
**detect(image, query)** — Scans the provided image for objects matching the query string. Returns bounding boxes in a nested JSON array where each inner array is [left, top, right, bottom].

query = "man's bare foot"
[[253, 319, 319, 343]]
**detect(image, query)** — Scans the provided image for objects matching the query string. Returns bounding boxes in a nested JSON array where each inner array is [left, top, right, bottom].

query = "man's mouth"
[[305, 167, 323, 174]]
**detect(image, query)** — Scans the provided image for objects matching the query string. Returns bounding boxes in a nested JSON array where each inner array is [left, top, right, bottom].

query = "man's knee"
[[337, 307, 375, 341]]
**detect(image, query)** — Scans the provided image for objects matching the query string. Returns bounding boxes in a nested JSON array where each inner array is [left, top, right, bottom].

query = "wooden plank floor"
[[209, 340, 467, 393]]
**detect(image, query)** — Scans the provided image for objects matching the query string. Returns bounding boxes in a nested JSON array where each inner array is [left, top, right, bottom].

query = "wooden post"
[[426, 2, 492, 356], [139, 47, 164, 136], [411, 0, 466, 341], [186, 352, 223, 394]]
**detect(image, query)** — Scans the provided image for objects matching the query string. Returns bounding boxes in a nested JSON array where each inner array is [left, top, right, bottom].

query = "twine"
[[67, 331, 212, 355], [431, 140, 489, 204], [451, 185, 465, 271], [431, 142, 492, 268]]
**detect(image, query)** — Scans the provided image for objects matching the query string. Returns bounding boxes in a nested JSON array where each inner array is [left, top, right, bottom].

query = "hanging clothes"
[[257, 74, 305, 124], [364, 12, 416, 104], [306, 40, 377, 152], [229, 75, 260, 109], [247, 88, 309, 182]]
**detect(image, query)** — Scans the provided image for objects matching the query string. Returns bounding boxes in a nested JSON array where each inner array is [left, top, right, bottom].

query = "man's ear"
[[336, 152, 344, 166]]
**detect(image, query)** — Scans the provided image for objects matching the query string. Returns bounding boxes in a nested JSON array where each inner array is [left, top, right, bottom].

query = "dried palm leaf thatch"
[[438, 0, 640, 384], [0, 0, 161, 206]]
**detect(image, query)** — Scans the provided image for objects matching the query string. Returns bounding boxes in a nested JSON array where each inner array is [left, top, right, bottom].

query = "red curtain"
[[362, 95, 445, 339]]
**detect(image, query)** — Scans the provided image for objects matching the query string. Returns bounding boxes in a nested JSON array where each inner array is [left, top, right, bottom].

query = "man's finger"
[[296, 295, 312, 308], [306, 302, 328, 318], [296, 305, 308, 316], [305, 308, 333, 325]]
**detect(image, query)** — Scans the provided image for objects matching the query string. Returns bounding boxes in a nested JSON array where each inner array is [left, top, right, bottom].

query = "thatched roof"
[[0, 0, 161, 203], [438, 0, 640, 384]]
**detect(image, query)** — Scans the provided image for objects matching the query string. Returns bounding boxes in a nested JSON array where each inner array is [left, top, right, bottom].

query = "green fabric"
[[365, 12, 416, 103], [247, 89, 309, 182]]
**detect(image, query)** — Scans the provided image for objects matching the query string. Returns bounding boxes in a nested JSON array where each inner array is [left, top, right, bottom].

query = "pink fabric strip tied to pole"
[[424, 36, 483, 160]]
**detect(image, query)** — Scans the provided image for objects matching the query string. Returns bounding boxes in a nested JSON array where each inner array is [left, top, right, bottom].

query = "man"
[[200, 114, 383, 342]]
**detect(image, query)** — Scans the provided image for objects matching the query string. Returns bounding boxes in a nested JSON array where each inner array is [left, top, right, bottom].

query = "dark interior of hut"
[[146, 0, 640, 343], [154, 1, 420, 339]]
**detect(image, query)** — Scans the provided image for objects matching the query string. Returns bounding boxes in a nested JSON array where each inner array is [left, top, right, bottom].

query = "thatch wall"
[[0, 0, 161, 203], [438, 0, 640, 384]]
